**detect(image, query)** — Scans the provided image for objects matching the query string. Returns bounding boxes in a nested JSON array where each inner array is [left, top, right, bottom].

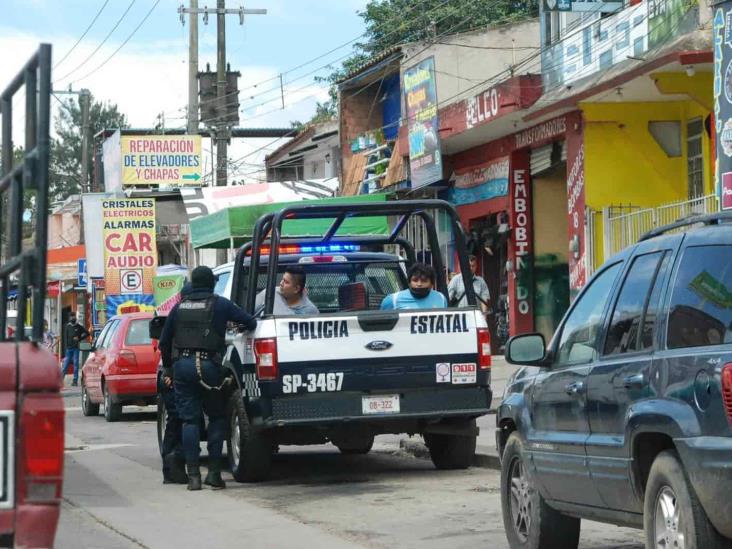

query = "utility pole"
[[79, 89, 91, 193], [179, 2, 266, 186], [215, 0, 228, 187], [188, 0, 199, 134]]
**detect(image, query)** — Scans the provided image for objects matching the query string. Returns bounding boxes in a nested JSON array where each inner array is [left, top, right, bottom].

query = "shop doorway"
[[531, 153, 570, 342], [468, 214, 510, 353]]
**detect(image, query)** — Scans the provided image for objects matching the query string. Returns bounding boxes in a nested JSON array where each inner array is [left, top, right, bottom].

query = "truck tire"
[[501, 432, 580, 549], [423, 419, 477, 470], [81, 379, 99, 417], [156, 393, 166, 457], [644, 450, 727, 549], [334, 435, 374, 455], [103, 383, 122, 422], [227, 389, 272, 482]]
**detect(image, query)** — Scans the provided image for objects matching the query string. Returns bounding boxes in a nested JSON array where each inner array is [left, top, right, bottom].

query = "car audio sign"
[[102, 199, 157, 315], [121, 135, 202, 186]]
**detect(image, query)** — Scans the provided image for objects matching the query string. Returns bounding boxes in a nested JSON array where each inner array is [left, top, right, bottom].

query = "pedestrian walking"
[[43, 319, 57, 353], [158, 266, 257, 491], [448, 255, 491, 314], [60, 313, 89, 386]]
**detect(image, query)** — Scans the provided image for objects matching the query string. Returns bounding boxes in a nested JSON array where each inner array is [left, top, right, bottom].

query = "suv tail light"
[[255, 338, 278, 380], [477, 328, 492, 369], [722, 363, 732, 427], [20, 394, 64, 502]]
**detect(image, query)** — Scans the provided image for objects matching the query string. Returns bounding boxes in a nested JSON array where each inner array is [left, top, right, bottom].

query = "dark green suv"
[[497, 213, 732, 548]]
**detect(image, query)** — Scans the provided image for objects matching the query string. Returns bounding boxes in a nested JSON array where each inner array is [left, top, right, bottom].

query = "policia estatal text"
[[159, 267, 256, 490]]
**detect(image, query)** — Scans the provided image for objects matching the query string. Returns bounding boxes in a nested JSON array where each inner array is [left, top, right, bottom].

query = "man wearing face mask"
[[380, 263, 447, 310], [60, 313, 89, 386]]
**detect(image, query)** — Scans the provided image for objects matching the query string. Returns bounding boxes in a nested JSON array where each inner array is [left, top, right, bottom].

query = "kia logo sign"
[[157, 280, 177, 289], [365, 340, 393, 351]]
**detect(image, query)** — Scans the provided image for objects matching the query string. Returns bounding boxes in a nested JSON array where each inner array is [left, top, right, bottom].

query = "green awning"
[[190, 193, 391, 249]]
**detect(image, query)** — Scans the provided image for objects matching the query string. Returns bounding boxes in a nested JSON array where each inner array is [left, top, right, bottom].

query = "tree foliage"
[[308, 0, 538, 122], [51, 94, 128, 201]]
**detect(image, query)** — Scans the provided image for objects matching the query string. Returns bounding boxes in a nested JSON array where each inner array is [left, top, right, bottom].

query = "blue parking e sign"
[[77, 258, 87, 287]]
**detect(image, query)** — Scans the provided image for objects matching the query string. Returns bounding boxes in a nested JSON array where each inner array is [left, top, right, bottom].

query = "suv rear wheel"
[[423, 419, 476, 470], [644, 450, 727, 549], [227, 389, 272, 482], [501, 433, 580, 549]]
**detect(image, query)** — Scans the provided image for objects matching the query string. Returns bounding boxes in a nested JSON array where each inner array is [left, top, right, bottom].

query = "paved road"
[[57, 387, 644, 549]]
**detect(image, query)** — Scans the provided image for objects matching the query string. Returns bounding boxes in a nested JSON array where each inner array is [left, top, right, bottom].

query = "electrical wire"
[[53, 0, 111, 70], [188, 0, 477, 118], [54, 0, 138, 84], [66, 0, 162, 87]]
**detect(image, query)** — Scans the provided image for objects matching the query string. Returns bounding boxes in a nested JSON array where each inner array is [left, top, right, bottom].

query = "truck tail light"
[[722, 363, 732, 427], [20, 394, 64, 502], [477, 328, 492, 369], [255, 338, 278, 381]]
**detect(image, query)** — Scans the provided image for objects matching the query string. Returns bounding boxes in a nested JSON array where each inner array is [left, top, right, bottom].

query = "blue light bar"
[[299, 244, 360, 253]]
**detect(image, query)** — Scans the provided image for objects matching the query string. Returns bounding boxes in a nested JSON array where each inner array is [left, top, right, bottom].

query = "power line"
[[180, 0, 461, 119], [54, 0, 137, 84], [53, 0, 111, 70], [67, 0, 162, 86]]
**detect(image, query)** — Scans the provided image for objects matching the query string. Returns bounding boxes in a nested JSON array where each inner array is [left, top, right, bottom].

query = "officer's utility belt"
[[180, 349, 230, 392]]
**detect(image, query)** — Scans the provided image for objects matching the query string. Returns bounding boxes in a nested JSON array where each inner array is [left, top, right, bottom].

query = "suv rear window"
[[668, 245, 732, 349], [126, 319, 153, 346]]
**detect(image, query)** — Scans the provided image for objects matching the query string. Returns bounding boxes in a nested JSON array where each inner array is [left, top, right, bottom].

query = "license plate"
[[362, 394, 400, 415]]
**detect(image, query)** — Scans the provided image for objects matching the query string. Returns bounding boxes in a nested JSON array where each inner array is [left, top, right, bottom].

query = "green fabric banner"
[[190, 194, 390, 249]]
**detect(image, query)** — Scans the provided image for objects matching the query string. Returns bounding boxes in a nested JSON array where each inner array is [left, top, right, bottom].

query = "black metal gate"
[[0, 44, 51, 342]]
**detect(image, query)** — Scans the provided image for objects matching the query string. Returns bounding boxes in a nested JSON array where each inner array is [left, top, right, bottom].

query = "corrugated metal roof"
[[336, 45, 404, 86]]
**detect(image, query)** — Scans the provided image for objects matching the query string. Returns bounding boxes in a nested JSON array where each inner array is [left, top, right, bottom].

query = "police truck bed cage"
[[233, 199, 477, 314], [638, 211, 732, 243], [0, 44, 52, 342]]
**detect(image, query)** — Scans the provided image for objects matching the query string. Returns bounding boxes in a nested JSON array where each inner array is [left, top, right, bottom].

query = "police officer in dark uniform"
[[159, 266, 256, 491], [159, 283, 192, 485]]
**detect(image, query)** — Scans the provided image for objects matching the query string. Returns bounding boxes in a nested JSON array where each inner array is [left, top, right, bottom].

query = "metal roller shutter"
[[530, 144, 553, 176]]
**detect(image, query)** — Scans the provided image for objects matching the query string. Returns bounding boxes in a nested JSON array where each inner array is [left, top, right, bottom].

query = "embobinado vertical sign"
[[403, 56, 443, 189], [508, 150, 534, 336]]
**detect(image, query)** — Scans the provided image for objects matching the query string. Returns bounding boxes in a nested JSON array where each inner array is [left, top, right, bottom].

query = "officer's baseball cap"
[[191, 266, 216, 290]]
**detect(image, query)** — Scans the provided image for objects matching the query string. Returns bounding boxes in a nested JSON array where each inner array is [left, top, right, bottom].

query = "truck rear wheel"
[[423, 419, 477, 470], [227, 389, 272, 482], [334, 435, 374, 455]]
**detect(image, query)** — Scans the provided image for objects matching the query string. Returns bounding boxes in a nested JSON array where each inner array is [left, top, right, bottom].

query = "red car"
[[80, 312, 159, 422]]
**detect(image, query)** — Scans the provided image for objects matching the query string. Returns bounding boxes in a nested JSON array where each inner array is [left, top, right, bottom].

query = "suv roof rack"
[[638, 211, 732, 243]]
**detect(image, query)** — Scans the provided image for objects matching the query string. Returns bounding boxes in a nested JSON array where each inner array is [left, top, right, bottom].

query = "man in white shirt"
[[256, 265, 319, 315], [448, 255, 491, 314]]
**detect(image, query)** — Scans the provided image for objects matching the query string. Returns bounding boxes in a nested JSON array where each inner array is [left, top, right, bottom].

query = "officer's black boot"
[[204, 460, 226, 490], [186, 464, 202, 491], [164, 454, 188, 484]]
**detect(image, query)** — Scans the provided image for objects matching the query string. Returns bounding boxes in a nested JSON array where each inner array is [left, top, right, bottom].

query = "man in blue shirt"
[[381, 263, 447, 310]]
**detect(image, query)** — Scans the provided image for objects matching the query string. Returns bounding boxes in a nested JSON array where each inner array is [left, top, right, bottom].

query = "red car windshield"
[[125, 319, 153, 346]]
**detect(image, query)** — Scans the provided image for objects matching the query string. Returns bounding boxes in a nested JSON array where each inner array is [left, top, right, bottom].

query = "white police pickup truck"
[[218, 200, 493, 481]]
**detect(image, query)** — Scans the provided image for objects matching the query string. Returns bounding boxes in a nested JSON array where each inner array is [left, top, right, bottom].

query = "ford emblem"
[[365, 340, 393, 351]]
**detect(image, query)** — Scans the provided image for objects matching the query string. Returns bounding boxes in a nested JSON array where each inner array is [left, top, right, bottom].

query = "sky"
[[0, 0, 368, 181]]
